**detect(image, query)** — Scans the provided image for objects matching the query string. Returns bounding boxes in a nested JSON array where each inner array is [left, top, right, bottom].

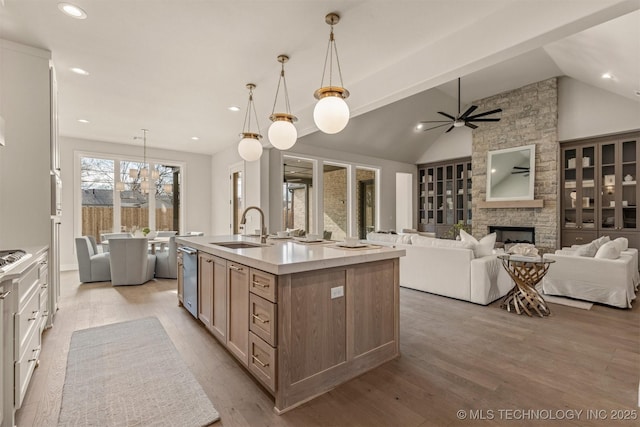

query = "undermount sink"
[[211, 241, 267, 249]]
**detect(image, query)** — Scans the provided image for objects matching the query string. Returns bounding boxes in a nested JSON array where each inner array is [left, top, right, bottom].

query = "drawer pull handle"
[[230, 265, 244, 271], [252, 281, 269, 288], [252, 314, 269, 324], [206, 259, 213, 263], [28, 358, 37, 363], [252, 355, 269, 368], [28, 317, 37, 321], [41, 284, 48, 289], [0, 290, 11, 299]]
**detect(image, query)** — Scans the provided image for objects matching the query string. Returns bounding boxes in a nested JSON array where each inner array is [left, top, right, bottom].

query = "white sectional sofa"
[[366, 232, 513, 305]]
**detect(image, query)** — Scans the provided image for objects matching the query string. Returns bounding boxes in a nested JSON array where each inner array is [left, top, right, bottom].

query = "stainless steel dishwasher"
[[177, 246, 198, 318]]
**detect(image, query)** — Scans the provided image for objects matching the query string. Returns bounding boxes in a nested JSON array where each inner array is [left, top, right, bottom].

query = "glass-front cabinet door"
[[600, 139, 638, 232], [562, 145, 596, 231]]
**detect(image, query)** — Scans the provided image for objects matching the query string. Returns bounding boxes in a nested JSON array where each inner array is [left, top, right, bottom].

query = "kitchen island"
[[175, 235, 404, 414]]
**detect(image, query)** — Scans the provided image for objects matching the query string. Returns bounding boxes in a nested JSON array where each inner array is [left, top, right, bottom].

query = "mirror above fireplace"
[[486, 144, 535, 201]]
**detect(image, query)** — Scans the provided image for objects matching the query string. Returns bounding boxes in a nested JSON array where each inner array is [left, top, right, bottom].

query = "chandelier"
[[313, 12, 350, 134]]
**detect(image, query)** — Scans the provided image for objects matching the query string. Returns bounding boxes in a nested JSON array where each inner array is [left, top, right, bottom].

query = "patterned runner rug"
[[58, 317, 219, 426]]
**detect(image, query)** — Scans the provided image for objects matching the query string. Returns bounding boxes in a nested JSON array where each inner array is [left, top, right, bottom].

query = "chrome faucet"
[[240, 206, 267, 243]]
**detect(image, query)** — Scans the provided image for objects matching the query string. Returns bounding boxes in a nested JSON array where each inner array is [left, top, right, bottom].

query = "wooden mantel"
[[477, 200, 544, 209]]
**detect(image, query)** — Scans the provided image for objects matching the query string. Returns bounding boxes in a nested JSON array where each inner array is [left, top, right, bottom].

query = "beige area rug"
[[535, 285, 593, 310], [58, 317, 220, 426]]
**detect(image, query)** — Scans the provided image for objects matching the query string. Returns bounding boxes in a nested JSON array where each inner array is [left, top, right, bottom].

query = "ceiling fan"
[[420, 77, 502, 133], [511, 166, 530, 176]]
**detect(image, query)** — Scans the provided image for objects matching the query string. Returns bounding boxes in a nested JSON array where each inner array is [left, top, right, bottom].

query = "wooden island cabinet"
[[177, 235, 403, 414]]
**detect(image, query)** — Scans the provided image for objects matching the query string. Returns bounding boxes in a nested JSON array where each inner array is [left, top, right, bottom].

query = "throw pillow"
[[592, 235, 611, 249], [594, 241, 621, 259], [571, 242, 597, 257], [366, 232, 400, 244], [459, 230, 497, 257], [613, 237, 629, 251]]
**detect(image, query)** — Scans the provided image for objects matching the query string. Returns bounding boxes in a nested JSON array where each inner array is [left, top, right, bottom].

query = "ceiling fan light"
[[238, 134, 263, 162], [453, 119, 465, 127], [268, 118, 297, 150]]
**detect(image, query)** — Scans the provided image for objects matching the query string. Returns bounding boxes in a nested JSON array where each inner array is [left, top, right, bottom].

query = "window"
[[78, 154, 182, 242]]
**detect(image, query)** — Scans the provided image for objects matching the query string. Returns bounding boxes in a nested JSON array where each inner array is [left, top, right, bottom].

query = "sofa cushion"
[[613, 237, 629, 251], [571, 242, 598, 257], [459, 230, 496, 257], [397, 234, 413, 244], [410, 235, 436, 247], [431, 238, 475, 251], [366, 232, 401, 244], [594, 241, 621, 259]]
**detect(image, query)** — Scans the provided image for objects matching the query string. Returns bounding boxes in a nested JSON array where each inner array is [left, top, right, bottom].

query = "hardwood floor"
[[16, 271, 639, 426]]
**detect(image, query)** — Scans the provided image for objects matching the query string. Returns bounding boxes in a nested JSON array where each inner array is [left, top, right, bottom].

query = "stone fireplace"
[[471, 78, 559, 251]]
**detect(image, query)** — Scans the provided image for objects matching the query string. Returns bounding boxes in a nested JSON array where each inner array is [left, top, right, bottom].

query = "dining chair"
[[75, 236, 111, 283], [100, 232, 132, 253], [108, 238, 156, 286], [155, 236, 177, 279]]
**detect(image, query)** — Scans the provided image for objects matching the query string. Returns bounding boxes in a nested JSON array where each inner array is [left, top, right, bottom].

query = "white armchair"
[[542, 250, 637, 308], [75, 236, 111, 283], [108, 238, 156, 286]]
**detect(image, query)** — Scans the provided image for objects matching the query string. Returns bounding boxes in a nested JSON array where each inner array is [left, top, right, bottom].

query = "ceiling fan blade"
[[468, 118, 501, 122], [419, 120, 452, 124], [465, 122, 478, 129], [422, 123, 451, 132], [437, 111, 456, 120], [466, 108, 503, 120], [513, 166, 529, 170], [445, 125, 455, 133], [459, 105, 477, 120]]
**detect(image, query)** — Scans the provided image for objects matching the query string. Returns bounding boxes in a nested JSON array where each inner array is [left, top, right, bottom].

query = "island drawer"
[[249, 268, 277, 302], [15, 287, 40, 360], [249, 293, 276, 346], [249, 332, 276, 393]]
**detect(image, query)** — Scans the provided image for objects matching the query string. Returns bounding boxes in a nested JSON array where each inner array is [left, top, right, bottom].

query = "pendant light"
[[313, 12, 350, 134], [268, 55, 298, 150], [238, 83, 263, 162]]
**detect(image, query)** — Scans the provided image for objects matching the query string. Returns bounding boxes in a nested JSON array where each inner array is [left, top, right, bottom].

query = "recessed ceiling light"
[[415, 123, 424, 131], [601, 72, 613, 80], [635, 90, 640, 97], [58, 3, 87, 19], [228, 106, 240, 112], [70, 67, 89, 76], [78, 119, 90, 123], [191, 136, 199, 141], [491, 168, 496, 174]]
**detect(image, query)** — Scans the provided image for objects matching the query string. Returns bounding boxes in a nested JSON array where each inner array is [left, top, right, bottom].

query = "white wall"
[[416, 126, 473, 164], [558, 77, 640, 141], [60, 136, 212, 269], [396, 173, 413, 231], [210, 144, 270, 235]]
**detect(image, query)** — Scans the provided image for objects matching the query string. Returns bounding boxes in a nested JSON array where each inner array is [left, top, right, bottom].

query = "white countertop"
[[0, 245, 48, 282], [175, 235, 405, 275]]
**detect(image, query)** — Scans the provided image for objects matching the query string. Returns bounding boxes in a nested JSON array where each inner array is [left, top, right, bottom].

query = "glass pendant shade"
[[238, 135, 263, 162], [115, 181, 125, 192], [129, 169, 137, 178], [237, 83, 263, 162], [140, 167, 149, 178], [163, 183, 173, 193], [313, 13, 350, 134], [140, 180, 150, 193], [268, 119, 297, 150], [313, 95, 349, 134]]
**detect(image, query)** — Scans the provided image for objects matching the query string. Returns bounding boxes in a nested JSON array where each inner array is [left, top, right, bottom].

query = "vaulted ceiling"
[[1, 1, 638, 163]]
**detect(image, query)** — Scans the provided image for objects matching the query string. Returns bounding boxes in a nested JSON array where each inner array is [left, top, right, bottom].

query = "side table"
[[498, 255, 555, 317]]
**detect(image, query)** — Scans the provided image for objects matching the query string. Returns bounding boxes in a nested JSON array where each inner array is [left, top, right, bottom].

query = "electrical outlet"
[[331, 286, 344, 299]]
